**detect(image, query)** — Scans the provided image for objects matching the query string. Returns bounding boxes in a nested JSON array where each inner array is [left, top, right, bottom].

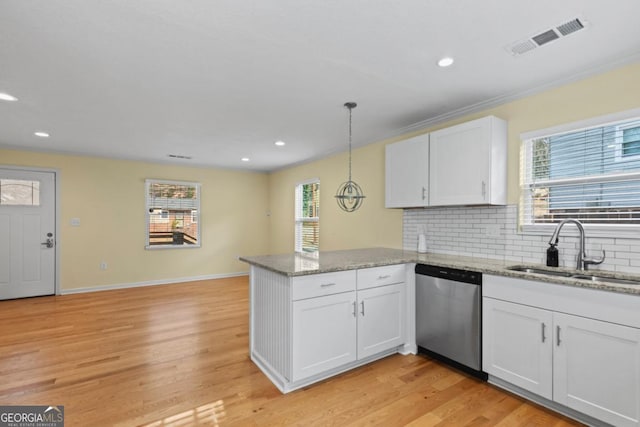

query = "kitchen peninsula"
[[239, 248, 419, 393]]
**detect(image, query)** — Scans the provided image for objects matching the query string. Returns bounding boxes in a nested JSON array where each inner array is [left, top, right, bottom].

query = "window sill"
[[145, 244, 202, 250]]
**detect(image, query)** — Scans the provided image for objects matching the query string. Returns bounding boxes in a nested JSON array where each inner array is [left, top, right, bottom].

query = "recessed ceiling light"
[[34, 131, 50, 138], [437, 57, 454, 67], [241, 157, 250, 162], [0, 92, 18, 101], [275, 140, 286, 146]]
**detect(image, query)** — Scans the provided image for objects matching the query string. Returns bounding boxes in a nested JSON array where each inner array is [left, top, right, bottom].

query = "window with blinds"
[[295, 180, 319, 253], [145, 179, 201, 249], [521, 115, 640, 229]]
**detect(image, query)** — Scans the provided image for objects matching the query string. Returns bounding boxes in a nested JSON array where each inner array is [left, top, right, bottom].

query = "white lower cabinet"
[[279, 265, 407, 388], [292, 282, 405, 382], [292, 291, 357, 381], [357, 283, 405, 359], [483, 298, 553, 399], [553, 312, 640, 427], [484, 295, 640, 427]]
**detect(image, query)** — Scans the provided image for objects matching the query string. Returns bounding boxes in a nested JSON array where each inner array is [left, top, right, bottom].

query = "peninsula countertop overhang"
[[239, 247, 640, 296]]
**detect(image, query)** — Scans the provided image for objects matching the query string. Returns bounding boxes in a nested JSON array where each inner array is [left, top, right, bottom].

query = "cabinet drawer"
[[357, 264, 405, 290], [292, 270, 356, 300]]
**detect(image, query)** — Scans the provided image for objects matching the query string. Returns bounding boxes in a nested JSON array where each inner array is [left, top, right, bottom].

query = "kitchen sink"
[[505, 266, 573, 277], [506, 265, 640, 286]]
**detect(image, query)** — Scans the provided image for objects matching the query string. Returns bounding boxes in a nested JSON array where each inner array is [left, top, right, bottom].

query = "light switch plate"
[[70, 218, 81, 226]]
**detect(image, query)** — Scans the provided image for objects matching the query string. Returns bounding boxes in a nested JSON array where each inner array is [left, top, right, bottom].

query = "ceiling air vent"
[[167, 154, 192, 160], [510, 39, 537, 55], [556, 18, 584, 36], [532, 29, 559, 46], [505, 17, 588, 56]]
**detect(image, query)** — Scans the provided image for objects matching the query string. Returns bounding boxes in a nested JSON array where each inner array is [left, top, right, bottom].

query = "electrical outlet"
[[100, 261, 108, 270]]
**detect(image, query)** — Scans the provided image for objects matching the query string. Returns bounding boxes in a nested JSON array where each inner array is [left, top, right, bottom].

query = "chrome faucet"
[[548, 219, 605, 270]]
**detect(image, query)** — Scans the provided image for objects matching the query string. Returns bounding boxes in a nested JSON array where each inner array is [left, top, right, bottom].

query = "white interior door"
[[0, 168, 56, 300]]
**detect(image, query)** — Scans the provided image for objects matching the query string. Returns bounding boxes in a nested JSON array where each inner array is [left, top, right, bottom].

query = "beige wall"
[[268, 62, 640, 253], [268, 141, 404, 254], [0, 149, 270, 291]]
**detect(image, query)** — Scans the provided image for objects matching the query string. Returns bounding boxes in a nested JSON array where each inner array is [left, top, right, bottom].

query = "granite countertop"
[[240, 248, 417, 276], [240, 247, 640, 296]]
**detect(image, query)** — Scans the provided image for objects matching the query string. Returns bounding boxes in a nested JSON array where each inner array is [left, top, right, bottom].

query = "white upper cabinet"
[[429, 116, 507, 206], [385, 133, 429, 208]]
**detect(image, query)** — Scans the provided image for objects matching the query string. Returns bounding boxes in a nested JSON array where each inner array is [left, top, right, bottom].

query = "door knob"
[[41, 237, 54, 248]]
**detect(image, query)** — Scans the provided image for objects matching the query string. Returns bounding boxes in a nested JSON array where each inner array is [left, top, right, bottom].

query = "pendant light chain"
[[348, 105, 353, 183]]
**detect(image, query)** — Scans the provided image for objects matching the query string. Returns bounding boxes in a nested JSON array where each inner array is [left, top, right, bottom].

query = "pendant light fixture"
[[335, 102, 365, 212]]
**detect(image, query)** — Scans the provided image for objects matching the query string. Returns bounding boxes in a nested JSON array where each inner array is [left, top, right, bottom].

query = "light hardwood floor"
[[0, 277, 583, 426]]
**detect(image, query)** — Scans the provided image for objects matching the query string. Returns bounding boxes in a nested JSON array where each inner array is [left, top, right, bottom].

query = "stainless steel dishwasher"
[[416, 264, 487, 380]]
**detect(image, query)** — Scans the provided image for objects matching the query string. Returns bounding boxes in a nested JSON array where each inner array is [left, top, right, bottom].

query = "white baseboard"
[[60, 271, 249, 295]]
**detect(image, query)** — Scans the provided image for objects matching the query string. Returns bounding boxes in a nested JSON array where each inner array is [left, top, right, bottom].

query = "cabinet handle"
[[360, 301, 365, 316], [352, 301, 356, 317], [422, 186, 426, 200], [541, 323, 546, 343], [377, 275, 391, 280], [320, 283, 336, 287], [556, 325, 561, 346], [482, 181, 486, 198]]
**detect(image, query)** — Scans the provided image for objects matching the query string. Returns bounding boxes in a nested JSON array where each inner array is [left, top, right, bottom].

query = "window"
[[521, 113, 640, 230], [146, 179, 200, 248], [0, 179, 40, 206], [295, 180, 319, 253]]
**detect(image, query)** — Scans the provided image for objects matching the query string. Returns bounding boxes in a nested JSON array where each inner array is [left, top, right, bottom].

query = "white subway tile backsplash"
[[403, 204, 640, 274], [626, 244, 640, 253], [614, 252, 640, 260]]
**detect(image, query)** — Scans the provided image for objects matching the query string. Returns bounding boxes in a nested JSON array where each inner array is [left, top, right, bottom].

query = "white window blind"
[[295, 180, 319, 253], [145, 179, 201, 249], [521, 116, 640, 228]]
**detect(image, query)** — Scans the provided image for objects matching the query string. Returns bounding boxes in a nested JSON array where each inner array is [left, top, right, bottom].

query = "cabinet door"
[[292, 291, 357, 381], [554, 312, 640, 427], [483, 298, 553, 399], [429, 117, 493, 206], [385, 134, 429, 208], [357, 283, 405, 359]]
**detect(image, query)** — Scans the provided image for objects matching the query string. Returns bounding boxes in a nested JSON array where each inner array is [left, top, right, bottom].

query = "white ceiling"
[[1, 1, 640, 172]]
